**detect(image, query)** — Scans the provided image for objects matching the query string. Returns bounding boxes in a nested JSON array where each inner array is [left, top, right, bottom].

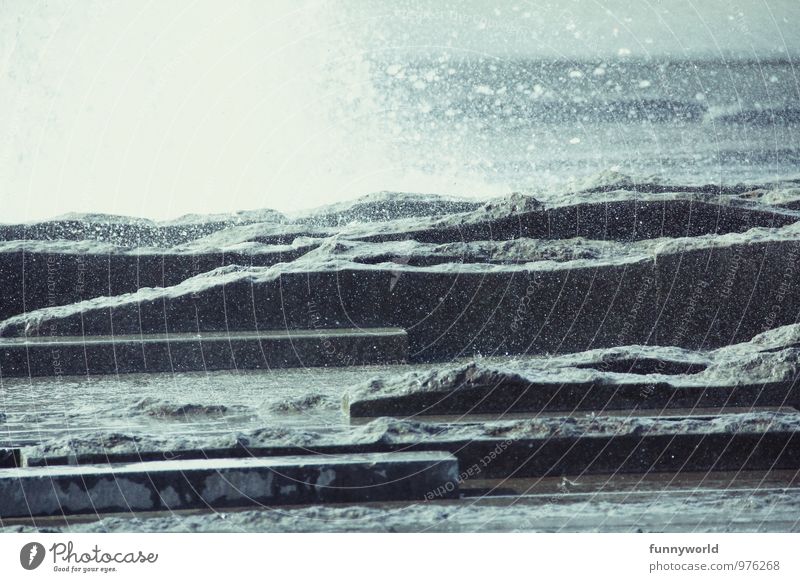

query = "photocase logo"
[[20, 542, 46, 570]]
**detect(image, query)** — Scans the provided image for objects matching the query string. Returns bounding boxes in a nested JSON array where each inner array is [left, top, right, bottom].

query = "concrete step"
[[345, 377, 800, 418], [0, 328, 407, 377], [0, 451, 458, 518], [23, 413, 800, 480], [0, 241, 314, 321], [4, 231, 799, 360], [350, 196, 800, 244]]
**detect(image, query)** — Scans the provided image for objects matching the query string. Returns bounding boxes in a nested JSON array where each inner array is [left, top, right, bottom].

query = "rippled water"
[[363, 58, 800, 191], [0, 364, 422, 447]]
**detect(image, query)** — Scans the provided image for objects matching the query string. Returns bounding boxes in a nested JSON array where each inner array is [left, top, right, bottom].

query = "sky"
[[1, 0, 799, 222]]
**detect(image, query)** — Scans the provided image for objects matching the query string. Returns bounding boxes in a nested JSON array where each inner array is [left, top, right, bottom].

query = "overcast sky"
[[1, 0, 798, 222]]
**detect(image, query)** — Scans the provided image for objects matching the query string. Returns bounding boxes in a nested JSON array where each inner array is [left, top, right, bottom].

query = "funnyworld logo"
[[20, 542, 46, 570]]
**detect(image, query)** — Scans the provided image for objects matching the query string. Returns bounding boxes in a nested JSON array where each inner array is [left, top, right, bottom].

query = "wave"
[[427, 98, 800, 126], [706, 105, 800, 125], [441, 97, 709, 124], [128, 398, 251, 420]]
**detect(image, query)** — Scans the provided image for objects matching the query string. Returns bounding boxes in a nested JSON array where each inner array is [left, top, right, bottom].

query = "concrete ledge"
[[345, 379, 800, 418], [352, 198, 800, 244], [4, 235, 800, 360], [0, 451, 458, 518], [0, 243, 314, 321], [23, 414, 800, 480], [0, 328, 407, 377]]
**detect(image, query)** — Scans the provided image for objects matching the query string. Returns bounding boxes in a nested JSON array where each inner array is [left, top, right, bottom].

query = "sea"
[[354, 57, 800, 195]]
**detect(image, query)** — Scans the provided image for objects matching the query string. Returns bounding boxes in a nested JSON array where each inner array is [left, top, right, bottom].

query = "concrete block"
[[0, 328, 407, 377], [4, 235, 800, 361], [0, 451, 458, 518], [346, 378, 799, 418], [23, 414, 800, 481]]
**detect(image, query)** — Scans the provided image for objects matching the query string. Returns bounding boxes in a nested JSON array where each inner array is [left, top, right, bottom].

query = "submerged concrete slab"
[[346, 380, 800, 418], [15, 486, 800, 533], [0, 451, 458, 518], [22, 413, 800, 480], [344, 353, 800, 418], [0, 328, 407, 377]]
